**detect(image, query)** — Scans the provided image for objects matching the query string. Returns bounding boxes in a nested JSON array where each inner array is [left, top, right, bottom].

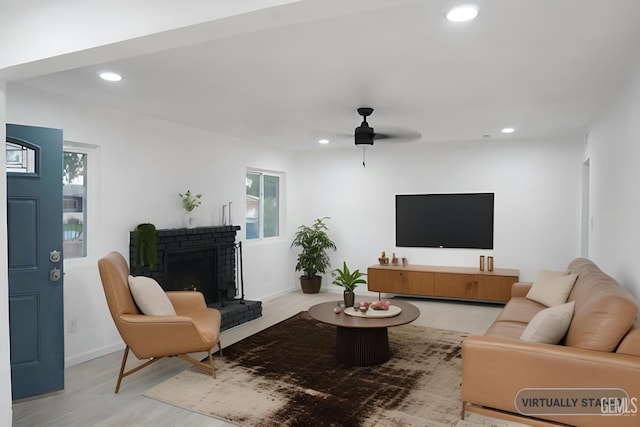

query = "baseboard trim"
[[65, 341, 124, 368]]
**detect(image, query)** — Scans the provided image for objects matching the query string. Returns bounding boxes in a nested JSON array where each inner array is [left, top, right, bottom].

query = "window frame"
[[245, 168, 284, 242], [62, 141, 98, 262]]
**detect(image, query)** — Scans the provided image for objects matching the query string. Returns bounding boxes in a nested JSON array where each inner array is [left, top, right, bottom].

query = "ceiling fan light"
[[446, 5, 478, 22], [355, 123, 375, 146]]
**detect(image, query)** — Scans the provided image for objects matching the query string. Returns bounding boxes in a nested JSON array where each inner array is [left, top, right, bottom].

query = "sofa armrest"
[[462, 335, 640, 426], [511, 282, 532, 298]]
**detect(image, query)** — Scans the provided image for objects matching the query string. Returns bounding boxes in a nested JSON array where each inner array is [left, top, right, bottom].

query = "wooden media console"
[[367, 264, 519, 303]]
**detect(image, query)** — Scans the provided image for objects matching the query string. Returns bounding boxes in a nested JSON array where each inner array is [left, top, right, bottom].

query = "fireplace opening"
[[165, 246, 218, 303]]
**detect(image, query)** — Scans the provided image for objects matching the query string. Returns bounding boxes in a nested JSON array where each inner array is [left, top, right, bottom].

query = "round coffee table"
[[308, 300, 420, 366]]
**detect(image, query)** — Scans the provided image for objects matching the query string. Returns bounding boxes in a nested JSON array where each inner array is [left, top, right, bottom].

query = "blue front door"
[[7, 123, 64, 399]]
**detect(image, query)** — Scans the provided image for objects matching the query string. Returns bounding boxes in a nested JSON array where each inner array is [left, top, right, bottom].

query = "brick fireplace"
[[129, 225, 261, 330]]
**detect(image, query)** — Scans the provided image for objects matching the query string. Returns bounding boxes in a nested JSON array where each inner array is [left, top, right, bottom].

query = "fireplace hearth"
[[129, 225, 261, 330]]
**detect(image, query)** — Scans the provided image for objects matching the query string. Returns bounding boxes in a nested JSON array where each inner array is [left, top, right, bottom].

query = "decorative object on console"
[[132, 223, 157, 268], [378, 251, 389, 265], [487, 256, 494, 271], [391, 253, 399, 266], [291, 217, 337, 294], [479, 255, 485, 271], [331, 261, 367, 308]]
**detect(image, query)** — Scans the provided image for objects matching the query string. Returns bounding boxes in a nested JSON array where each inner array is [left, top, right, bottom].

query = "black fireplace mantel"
[[129, 225, 241, 304]]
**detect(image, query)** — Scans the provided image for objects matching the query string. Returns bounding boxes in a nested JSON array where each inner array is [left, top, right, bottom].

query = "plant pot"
[[300, 276, 322, 294], [343, 290, 355, 308], [182, 212, 195, 228]]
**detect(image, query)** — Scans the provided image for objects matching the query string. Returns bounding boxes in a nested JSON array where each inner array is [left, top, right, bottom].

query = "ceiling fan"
[[353, 107, 421, 166]]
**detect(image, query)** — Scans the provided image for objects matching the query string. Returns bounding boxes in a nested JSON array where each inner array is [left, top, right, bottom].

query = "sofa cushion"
[[128, 275, 177, 316], [526, 271, 577, 307], [484, 320, 528, 340], [565, 258, 638, 352], [495, 297, 546, 324], [520, 301, 575, 344]]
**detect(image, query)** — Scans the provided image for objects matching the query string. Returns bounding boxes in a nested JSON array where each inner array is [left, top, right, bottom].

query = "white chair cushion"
[[128, 275, 176, 316], [520, 301, 576, 344], [526, 269, 577, 307]]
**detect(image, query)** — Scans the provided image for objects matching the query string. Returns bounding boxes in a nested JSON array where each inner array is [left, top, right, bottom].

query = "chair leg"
[[461, 401, 466, 420], [115, 346, 130, 393], [177, 353, 216, 378], [207, 348, 216, 379], [114, 345, 165, 393], [217, 339, 223, 356]]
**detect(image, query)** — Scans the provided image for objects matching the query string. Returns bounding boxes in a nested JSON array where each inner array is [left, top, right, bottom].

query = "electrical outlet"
[[67, 319, 77, 334]]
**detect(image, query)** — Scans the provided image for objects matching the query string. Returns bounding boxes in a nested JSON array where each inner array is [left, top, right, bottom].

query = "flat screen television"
[[396, 193, 494, 249]]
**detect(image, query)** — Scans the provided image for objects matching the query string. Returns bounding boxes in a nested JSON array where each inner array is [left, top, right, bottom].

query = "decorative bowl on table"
[[370, 300, 391, 311]]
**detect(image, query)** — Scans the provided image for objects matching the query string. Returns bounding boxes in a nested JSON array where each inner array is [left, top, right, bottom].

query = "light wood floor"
[[12, 291, 503, 427]]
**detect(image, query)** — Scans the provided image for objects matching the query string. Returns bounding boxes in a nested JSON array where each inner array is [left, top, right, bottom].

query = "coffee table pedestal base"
[[335, 326, 390, 366]]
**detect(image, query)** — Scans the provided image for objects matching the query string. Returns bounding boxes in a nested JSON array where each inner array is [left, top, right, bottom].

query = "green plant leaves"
[[331, 261, 367, 291], [290, 217, 336, 278]]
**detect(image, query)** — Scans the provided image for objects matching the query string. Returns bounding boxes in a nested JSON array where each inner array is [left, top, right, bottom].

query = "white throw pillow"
[[128, 275, 176, 316], [520, 301, 575, 344], [526, 269, 577, 307]]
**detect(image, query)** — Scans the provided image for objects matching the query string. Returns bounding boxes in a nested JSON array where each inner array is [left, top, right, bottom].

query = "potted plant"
[[331, 261, 367, 307], [132, 223, 157, 268], [290, 217, 337, 293], [178, 190, 202, 228]]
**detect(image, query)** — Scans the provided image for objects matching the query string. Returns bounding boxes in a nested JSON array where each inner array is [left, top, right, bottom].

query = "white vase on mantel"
[[182, 211, 196, 228]]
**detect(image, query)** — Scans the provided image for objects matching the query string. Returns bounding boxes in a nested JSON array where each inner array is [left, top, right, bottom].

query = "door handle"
[[50, 268, 62, 282], [50, 250, 61, 263]]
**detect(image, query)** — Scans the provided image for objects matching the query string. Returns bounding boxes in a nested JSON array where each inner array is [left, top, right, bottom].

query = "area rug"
[[144, 312, 520, 426]]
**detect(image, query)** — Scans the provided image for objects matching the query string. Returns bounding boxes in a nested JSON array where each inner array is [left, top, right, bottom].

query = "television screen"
[[395, 193, 494, 249]]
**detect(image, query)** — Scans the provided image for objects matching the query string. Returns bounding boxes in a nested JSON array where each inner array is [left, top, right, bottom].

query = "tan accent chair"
[[98, 251, 222, 393]]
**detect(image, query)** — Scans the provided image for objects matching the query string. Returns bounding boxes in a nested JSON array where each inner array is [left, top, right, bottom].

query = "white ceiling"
[[9, 0, 640, 150]]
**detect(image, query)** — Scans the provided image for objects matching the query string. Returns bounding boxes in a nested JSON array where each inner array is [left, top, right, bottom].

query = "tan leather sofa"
[[462, 258, 640, 426]]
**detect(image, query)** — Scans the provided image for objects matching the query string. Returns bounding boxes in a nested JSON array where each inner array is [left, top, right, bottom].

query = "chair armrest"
[[511, 282, 532, 298], [166, 291, 207, 313]]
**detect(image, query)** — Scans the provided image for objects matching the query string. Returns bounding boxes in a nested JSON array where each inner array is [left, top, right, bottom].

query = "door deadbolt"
[[50, 250, 61, 263], [50, 268, 62, 282]]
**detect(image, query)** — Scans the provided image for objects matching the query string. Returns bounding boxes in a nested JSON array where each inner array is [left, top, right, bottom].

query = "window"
[[246, 170, 281, 240], [63, 151, 87, 258], [5, 141, 36, 173]]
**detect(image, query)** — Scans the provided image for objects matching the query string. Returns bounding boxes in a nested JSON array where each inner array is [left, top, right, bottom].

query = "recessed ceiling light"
[[318, 139, 330, 145], [99, 72, 122, 82], [446, 5, 478, 22], [501, 127, 515, 134]]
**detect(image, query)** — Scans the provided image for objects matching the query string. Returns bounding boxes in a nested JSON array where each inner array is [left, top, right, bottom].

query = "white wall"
[[0, 83, 12, 427], [6, 84, 299, 366], [585, 57, 640, 299], [294, 136, 584, 285], [15, 66, 640, 378]]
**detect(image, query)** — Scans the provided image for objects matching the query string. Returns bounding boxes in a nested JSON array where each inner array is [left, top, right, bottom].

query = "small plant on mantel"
[[178, 190, 203, 212]]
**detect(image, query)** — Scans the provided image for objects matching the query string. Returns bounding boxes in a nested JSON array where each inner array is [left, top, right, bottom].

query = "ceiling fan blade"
[[375, 127, 422, 143]]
